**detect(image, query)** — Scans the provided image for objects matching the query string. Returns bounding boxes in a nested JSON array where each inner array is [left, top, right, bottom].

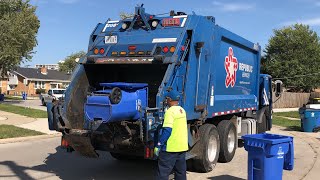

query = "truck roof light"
[[137, 51, 145, 55], [93, 48, 99, 55], [128, 45, 136, 51], [129, 51, 136, 55], [146, 51, 152, 55], [120, 51, 127, 56], [99, 48, 105, 54], [170, 46, 176, 53], [163, 46, 169, 53], [111, 52, 118, 56]]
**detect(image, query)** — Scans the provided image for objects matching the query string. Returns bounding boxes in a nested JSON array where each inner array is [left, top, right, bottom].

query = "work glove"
[[154, 147, 160, 157]]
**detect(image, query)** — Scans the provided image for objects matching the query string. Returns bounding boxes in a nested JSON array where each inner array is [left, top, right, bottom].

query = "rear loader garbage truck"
[[48, 5, 281, 172]]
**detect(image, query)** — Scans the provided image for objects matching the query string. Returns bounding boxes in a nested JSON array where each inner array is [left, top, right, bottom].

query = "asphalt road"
[[0, 137, 248, 180], [2, 99, 47, 111]]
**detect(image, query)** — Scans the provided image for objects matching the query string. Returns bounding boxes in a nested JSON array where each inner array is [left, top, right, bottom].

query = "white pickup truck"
[[40, 89, 65, 106]]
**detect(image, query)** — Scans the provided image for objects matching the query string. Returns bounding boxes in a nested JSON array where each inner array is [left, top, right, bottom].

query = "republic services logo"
[[225, 47, 238, 88]]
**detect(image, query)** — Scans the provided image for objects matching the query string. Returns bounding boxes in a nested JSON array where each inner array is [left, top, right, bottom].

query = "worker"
[[155, 90, 188, 180]]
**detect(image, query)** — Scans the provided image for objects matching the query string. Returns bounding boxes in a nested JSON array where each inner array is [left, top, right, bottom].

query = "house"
[[0, 76, 8, 94], [4, 67, 71, 96]]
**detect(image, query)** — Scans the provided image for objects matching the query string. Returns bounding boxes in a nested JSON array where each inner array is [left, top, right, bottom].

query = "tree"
[[58, 51, 86, 73], [0, 0, 40, 76], [262, 24, 320, 92]]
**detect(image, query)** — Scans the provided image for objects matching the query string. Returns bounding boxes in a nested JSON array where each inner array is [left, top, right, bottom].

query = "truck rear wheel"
[[217, 120, 237, 163], [192, 124, 220, 172]]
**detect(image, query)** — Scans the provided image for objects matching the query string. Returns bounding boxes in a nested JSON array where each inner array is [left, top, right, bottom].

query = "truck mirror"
[[274, 80, 283, 97]]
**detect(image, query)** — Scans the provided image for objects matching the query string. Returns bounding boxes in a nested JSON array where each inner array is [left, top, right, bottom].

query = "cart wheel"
[[110, 87, 122, 104]]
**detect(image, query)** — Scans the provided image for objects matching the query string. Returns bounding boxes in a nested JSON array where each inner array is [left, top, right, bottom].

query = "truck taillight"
[[99, 48, 105, 54], [163, 46, 169, 53], [93, 48, 99, 54]]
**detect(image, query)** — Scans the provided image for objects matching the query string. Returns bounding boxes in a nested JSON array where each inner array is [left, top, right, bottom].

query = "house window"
[[8, 85, 17, 90], [34, 81, 45, 89]]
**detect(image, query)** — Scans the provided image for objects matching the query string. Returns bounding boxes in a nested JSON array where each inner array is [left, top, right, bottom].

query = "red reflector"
[[162, 18, 180, 27], [128, 45, 136, 51], [99, 48, 105, 54], [181, 46, 185, 51], [149, 15, 153, 19], [145, 147, 150, 158], [163, 46, 169, 53], [61, 138, 69, 147]]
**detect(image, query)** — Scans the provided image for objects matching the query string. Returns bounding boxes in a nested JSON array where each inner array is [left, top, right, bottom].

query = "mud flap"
[[64, 131, 99, 158]]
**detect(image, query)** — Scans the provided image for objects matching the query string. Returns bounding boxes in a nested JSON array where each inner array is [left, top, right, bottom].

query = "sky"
[[26, 0, 320, 67]]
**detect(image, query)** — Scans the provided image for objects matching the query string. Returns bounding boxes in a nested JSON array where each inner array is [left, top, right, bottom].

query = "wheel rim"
[[227, 128, 235, 153], [208, 134, 218, 162]]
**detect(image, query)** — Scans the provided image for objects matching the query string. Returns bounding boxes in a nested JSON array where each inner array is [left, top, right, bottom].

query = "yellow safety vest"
[[163, 105, 188, 152]]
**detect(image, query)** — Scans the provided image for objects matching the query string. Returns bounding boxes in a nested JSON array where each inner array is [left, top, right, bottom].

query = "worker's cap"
[[164, 90, 180, 101]]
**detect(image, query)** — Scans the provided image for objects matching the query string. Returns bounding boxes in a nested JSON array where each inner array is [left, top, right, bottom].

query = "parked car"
[[40, 89, 65, 106]]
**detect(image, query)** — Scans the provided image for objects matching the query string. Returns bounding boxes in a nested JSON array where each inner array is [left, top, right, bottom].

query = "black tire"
[[217, 120, 237, 163], [192, 124, 220, 173], [42, 98, 46, 106], [257, 113, 267, 133]]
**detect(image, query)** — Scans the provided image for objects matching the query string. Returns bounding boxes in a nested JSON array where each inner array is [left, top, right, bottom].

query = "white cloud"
[[283, 17, 320, 26], [212, 1, 255, 12], [58, 0, 79, 4]]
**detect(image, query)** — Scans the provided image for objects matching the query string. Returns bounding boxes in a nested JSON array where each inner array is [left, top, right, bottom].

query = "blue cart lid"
[[242, 133, 293, 145], [100, 82, 148, 89]]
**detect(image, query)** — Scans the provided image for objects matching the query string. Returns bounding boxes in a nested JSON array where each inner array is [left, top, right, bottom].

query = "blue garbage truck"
[[48, 5, 281, 172]]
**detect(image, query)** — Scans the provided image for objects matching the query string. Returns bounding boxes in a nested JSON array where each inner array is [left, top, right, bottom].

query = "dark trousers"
[[156, 151, 187, 180]]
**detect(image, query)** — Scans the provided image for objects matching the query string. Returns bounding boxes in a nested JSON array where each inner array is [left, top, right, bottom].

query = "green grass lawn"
[[272, 116, 301, 131], [4, 96, 23, 100], [273, 111, 300, 119], [0, 124, 44, 139], [0, 104, 47, 118]]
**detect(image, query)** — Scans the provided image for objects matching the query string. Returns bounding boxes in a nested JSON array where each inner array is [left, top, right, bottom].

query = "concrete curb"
[[0, 133, 61, 144]]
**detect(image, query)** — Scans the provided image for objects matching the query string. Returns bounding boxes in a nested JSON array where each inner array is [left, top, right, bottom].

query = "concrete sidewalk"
[[0, 110, 59, 135]]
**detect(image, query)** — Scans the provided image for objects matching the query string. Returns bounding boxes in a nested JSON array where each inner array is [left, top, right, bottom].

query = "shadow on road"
[[207, 175, 245, 180], [1, 147, 157, 180], [35, 147, 157, 180]]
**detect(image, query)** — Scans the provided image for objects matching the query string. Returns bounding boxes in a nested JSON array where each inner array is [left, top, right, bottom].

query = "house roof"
[[15, 67, 71, 81]]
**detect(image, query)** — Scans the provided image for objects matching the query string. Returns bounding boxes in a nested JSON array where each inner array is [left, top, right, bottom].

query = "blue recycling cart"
[[299, 108, 320, 132], [242, 133, 294, 180]]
